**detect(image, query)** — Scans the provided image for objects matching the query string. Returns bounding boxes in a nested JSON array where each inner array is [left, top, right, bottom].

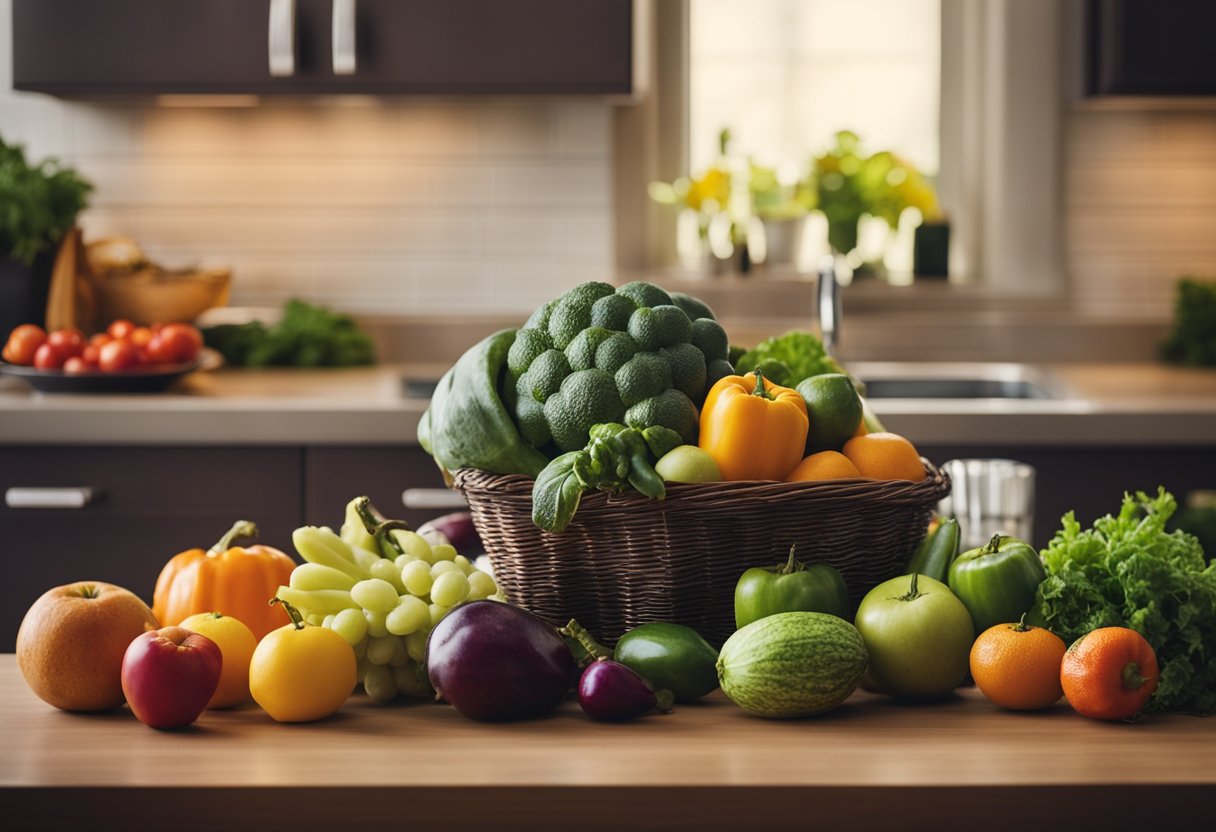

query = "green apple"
[[655, 445, 722, 484]]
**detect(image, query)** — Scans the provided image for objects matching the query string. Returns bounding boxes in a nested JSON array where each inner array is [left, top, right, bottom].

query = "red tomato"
[[146, 328, 198, 365], [107, 319, 137, 340], [89, 332, 113, 349], [63, 356, 91, 375], [98, 339, 139, 373], [33, 342, 69, 370], [129, 327, 155, 349], [159, 323, 203, 362], [80, 343, 102, 366], [47, 327, 85, 357], [2, 324, 48, 365]]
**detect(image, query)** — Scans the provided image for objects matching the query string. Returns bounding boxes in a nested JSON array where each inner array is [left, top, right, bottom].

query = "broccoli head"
[[507, 281, 731, 452]]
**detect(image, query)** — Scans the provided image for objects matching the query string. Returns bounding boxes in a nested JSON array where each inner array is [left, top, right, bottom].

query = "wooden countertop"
[[1, 655, 1212, 831]]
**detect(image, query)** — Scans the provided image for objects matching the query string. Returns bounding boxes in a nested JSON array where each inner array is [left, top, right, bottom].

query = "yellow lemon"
[[250, 603, 357, 723], [179, 612, 257, 709]]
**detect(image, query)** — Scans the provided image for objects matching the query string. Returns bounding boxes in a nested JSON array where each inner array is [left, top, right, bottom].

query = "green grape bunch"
[[276, 496, 500, 704]]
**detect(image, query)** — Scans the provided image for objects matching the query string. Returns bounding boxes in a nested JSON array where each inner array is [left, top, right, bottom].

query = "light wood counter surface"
[[1, 655, 1212, 831]]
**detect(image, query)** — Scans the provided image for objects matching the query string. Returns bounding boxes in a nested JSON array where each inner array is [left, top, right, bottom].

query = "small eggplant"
[[578, 658, 674, 722], [426, 600, 574, 721], [417, 512, 482, 553]]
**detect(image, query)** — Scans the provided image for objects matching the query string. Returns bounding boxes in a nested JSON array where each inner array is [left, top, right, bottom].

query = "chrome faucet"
[[818, 256, 840, 356]]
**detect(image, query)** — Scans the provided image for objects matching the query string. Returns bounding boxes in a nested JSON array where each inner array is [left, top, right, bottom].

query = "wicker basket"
[[454, 462, 950, 647]]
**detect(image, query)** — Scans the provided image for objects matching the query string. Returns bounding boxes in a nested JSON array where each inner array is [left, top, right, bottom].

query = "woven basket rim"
[[454, 458, 950, 512]]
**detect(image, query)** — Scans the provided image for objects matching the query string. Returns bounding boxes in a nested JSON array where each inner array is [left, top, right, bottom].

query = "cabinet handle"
[[268, 0, 297, 77], [402, 489, 467, 510], [5, 487, 100, 510], [332, 0, 357, 75]]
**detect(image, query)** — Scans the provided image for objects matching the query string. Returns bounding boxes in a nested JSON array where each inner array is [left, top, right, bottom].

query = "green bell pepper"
[[905, 517, 960, 584], [734, 544, 851, 629], [947, 533, 1046, 635]]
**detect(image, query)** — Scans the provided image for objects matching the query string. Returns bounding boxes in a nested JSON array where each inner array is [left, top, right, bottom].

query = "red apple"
[[121, 626, 222, 729]]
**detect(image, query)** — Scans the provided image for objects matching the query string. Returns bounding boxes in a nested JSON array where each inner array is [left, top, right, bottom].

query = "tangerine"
[[1060, 627, 1158, 721], [969, 618, 1066, 710], [842, 432, 927, 481], [786, 451, 862, 482], [180, 611, 257, 709]]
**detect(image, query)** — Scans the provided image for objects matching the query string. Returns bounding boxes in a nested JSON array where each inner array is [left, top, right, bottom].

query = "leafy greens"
[[735, 330, 845, 387], [1032, 489, 1216, 714], [203, 299, 375, 368]]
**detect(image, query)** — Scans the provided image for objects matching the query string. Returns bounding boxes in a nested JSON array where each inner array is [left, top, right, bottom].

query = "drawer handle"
[[402, 489, 467, 510], [332, 0, 358, 75], [268, 0, 297, 77], [5, 487, 100, 509]]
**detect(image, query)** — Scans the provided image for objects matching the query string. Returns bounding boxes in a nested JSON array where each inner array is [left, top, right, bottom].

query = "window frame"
[[615, 0, 1068, 296]]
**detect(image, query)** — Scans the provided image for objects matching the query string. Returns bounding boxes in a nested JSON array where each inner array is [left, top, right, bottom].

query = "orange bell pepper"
[[153, 520, 296, 641], [699, 370, 809, 481]]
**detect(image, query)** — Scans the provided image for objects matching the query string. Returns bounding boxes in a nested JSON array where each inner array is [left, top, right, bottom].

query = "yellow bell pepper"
[[699, 370, 809, 481]]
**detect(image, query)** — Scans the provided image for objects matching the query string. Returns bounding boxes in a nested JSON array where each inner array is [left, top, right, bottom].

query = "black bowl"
[[0, 358, 203, 393]]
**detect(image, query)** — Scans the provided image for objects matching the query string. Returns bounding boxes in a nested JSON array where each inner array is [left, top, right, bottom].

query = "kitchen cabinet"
[[11, 0, 638, 96], [0, 443, 459, 651], [0, 447, 304, 651], [1085, 0, 1216, 96]]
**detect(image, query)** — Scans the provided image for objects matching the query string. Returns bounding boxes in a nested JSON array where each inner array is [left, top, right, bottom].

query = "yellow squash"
[[699, 370, 809, 481]]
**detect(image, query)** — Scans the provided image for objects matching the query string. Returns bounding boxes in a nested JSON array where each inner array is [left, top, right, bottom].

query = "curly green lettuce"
[[735, 330, 845, 387], [1032, 489, 1216, 714]]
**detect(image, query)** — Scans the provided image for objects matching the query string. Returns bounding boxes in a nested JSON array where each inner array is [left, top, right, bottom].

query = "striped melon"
[[716, 612, 868, 718]]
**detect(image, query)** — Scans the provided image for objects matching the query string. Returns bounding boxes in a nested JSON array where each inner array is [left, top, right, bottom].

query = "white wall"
[[0, 0, 615, 315]]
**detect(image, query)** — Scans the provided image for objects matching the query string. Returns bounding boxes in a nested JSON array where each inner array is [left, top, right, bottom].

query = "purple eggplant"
[[417, 512, 482, 553], [426, 600, 575, 721], [578, 658, 674, 722]]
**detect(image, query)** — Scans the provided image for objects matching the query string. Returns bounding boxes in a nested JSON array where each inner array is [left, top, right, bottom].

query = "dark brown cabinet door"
[[304, 446, 457, 532], [0, 446, 303, 651], [1086, 0, 1216, 95], [12, 0, 635, 96]]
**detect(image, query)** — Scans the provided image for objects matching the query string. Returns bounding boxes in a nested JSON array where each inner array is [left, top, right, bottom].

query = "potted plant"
[[0, 135, 92, 336], [808, 131, 940, 277]]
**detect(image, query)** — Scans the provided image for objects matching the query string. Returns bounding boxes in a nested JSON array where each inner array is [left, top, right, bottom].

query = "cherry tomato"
[[146, 328, 198, 365], [63, 356, 91, 375], [107, 319, 137, 340], [47, 328, 85, 358], [81, 343, 102, 366], [2, 324, 48, 365], [33, 342, 69, 370], [160, 323, 203, 362], [129, 327, 155, 349], [89, 332, 113, 349], [98, 339, 139, 373]]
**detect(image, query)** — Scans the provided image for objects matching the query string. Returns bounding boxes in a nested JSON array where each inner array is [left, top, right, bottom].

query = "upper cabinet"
[[1085, 0, 1216, 96], [11, 0, 639, 96]]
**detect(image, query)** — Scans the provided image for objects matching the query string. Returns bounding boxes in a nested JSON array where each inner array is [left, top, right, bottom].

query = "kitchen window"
[[619, 0, 1066, 295]]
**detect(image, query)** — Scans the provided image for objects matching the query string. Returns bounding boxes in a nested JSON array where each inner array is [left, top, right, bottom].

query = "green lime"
[[796, 373, 864, 453]]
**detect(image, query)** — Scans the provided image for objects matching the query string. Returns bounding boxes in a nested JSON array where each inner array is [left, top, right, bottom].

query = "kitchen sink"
[[403, 362, 1070, 402], [850, 362, 1067, 400]]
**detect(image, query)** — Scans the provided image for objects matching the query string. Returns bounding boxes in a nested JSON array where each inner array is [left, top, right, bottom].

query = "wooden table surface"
[[1, 654, 1211, 831]]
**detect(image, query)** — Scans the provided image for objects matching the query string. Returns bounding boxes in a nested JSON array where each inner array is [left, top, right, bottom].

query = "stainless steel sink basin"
[[850, 362, 1067, 400]]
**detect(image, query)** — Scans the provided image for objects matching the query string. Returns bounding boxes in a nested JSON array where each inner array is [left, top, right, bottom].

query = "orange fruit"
[[842, 432, 927, 481], [786, 451, 862, 482], [1060, 627, 1158, 721], [180, 612, 257, 709], [969, 619, 1067, 710]]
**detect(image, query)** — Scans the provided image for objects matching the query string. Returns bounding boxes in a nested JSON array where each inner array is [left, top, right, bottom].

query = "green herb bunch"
[[1161, 277, 1216, 368], [203, 299, 376, 367], [1032, 488, 1216, 714], [0, 135, 92, 265]]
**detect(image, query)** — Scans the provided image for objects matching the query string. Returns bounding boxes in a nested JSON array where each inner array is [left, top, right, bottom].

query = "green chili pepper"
[[734, 544, 851, 629], [947, 533, 1046, 635], [905, 517, 960, 583]]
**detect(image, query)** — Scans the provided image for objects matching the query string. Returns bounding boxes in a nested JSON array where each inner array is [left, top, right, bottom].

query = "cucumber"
[[613, 622, 719, 703], [716, 612, 868, 718]]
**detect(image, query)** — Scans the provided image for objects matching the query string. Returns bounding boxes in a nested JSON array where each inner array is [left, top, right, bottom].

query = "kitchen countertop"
[[1, 654, 1211, 832], [2, 361, 1215, 446]]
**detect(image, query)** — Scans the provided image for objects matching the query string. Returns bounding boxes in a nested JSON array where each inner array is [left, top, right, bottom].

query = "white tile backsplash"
[[0, 0, 615, 316]]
